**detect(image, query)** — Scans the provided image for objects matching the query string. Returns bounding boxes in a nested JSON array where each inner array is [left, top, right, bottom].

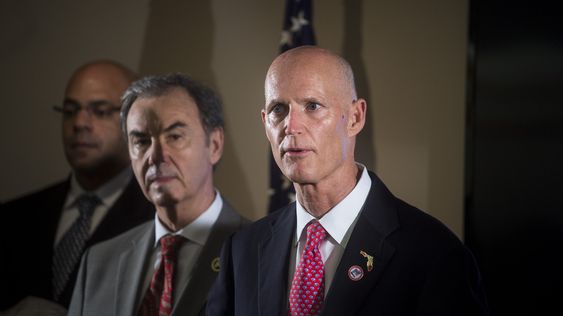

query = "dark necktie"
[[52, 194, 101, 301], [138, 234, 185, 316], [289, 221, 327, 316]]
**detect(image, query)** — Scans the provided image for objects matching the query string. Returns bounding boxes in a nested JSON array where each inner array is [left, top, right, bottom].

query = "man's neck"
[[295, 163, 361, 218], [75, 165, 128, 191], [156, 187, 216, 232]]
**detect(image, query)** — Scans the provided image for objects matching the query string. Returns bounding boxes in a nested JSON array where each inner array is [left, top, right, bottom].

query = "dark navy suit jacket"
[[207, 171, 489, 315], [0, 174, 154, 309]]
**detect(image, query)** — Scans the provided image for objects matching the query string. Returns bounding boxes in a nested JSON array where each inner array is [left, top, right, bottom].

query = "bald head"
[[66, 60, 137, 96], [266, 46, 357, 101], [62, 60, 137, 190], [262, 46, 366, 201]]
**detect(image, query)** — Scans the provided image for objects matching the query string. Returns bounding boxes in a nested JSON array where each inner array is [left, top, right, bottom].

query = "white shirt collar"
[[65, 167, 132, 208], [295, 164, 371, 245], [154, 190, 223, 247]]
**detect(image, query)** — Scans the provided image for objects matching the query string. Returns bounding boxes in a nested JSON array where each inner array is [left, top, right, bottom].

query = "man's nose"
[[148, 140, 165, 165], [72, 108, 93, 130], [284, 107, 303, 136]]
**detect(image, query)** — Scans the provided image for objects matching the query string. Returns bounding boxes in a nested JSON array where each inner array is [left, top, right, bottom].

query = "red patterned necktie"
[[138, 234, 185, 316], [289, 221, 327, 316]]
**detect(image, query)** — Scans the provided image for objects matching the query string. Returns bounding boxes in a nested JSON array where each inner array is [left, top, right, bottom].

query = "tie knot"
[[75, 194, 101, 217], [160, 234, 185, 258], [306, 221, 326, 247]]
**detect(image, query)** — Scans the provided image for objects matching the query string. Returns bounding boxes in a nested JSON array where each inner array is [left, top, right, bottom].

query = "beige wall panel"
[[0, 0, 149, 200], [0, 0, 468, 238]]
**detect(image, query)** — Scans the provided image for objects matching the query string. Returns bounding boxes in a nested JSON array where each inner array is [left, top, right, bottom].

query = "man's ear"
[[209, 127, 224, 165], [261, 109, 273, 143], [348, 98, 367, 137]]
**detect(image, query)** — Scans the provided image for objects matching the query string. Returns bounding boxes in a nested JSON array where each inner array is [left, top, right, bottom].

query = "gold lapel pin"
[[360, 250, 374, 272], [211, 257, 220, 272]]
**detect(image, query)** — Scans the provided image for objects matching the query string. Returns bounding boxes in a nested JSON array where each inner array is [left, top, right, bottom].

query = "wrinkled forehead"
[[127, 90, 199, 133], [126, 100, 160, 132]]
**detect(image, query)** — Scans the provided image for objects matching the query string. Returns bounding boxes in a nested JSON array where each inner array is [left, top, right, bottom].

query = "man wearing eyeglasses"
[[0, 60, 154, 315]]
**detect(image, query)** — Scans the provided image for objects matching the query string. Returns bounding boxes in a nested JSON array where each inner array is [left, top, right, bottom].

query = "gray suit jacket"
[[69, 201, 247, 316]]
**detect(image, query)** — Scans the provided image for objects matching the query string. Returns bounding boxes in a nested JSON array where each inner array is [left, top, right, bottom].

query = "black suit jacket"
[[0, 174, 154, 309], [207, 171, 489, 315]]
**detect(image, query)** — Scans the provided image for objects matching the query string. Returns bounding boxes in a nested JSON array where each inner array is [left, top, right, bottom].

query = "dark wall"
[[466, 1, 563, 314]]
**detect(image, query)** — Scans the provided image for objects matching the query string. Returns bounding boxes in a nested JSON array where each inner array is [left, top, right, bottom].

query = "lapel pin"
[[360, 250, 374, 272], [211, 257, 221, 272], [348, 265, 364, 281]]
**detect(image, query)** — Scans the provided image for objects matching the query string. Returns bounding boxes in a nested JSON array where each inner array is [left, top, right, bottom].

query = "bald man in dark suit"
[[207, 46, 489, 316], [1, 61, 154, 314]]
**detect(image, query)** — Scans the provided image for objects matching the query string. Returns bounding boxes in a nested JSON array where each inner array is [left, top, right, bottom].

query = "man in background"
[[69, 73, 247, 316], [1, 60, 154, 314]]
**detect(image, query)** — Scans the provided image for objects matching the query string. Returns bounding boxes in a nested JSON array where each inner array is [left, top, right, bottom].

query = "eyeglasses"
[[53, 100, 121, 119]]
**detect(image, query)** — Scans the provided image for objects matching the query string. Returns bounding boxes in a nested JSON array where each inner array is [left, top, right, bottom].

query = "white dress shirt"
[[289, 165, 372, 295], [54, 167, 132, 245], [140, 190, 223, 307]]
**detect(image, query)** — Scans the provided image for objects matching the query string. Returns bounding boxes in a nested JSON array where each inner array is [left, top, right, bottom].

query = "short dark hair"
[[120, 73, 224, 141]]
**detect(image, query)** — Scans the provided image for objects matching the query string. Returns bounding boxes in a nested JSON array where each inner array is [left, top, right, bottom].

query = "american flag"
[[267, 0, 317, 213]]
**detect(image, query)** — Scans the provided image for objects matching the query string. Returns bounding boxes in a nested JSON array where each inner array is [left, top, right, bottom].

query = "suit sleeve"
[[68, 249, 90, 316], [415, 245, 490, 316], [206, 235, 235, 316]]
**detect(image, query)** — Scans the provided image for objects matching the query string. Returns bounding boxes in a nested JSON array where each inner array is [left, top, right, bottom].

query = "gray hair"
[[120, 73, 224, 141]]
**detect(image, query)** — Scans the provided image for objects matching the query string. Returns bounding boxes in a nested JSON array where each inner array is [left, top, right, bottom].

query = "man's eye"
[[61, 105, 79, 116], [92, 106, 114, 117], [133, 138, 150, 147], [305, 102, 320, 111], [168, 134, 182, 141], [271, 104, 286, 114]]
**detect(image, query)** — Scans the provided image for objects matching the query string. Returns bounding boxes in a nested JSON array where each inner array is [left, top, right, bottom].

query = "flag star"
[[280, 30, 292, 46], [282, 177, 292, 190], [290, 11, 309, 32], [267, 187, 275, 196], [289, 192, 296, 203]]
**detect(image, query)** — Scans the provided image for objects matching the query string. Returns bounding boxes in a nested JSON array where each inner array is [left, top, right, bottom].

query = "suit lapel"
[[115, 223, 155, 316], [88, 177, 154, 246], [322, 172, 400, 316], [44, 179, 70, 254], [44, 179, 70, 260], [172, 202, 243, 316], [47, 178, 71, 244], [258, 205, 296, 316], [48, 179, 75, 303]]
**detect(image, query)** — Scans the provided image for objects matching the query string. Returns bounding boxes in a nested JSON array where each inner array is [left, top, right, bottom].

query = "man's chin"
[[281, 163, 310, 180], [150, 192, 180, 208], [68, 159, 102, 173], [65, 148, 100, 166], [282, 171, 314, 186]]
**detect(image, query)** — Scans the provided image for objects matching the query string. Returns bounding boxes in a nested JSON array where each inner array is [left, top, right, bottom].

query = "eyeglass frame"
[[53, 99, 121, 119]]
